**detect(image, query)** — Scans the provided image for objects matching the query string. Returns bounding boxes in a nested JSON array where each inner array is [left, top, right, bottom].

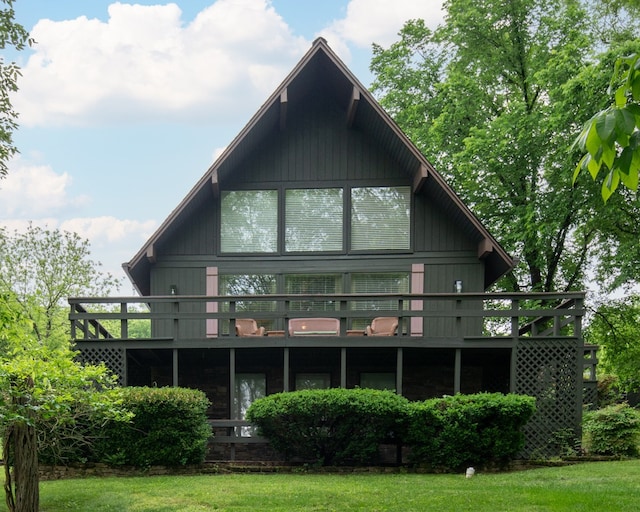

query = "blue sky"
[[1, 0, 444, 292]]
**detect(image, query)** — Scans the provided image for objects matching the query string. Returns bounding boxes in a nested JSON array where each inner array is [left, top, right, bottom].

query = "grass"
[[1, 460, 639, 511]]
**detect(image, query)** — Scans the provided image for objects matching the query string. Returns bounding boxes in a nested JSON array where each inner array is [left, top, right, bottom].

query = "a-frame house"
[[72, 38, 589, 460]]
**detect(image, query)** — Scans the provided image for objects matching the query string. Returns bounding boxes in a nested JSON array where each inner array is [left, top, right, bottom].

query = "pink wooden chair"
[[235, 318, 266, 337], [365, 317, 398, 336]]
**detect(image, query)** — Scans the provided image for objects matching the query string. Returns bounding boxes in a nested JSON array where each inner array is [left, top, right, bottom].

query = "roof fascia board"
[[280, 89, 288, 130]]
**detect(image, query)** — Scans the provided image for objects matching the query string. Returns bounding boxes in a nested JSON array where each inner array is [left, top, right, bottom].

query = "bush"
[[583, 403, 640, 457], [407, 393, 536, 470], [93, 386, 212, 467], [246, 388, 410, 465]]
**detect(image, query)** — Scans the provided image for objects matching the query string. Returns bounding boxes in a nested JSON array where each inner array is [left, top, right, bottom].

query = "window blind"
[[351, 186, 411, 250], [220, 190, 277, 253], [285, 188, 343, 252]]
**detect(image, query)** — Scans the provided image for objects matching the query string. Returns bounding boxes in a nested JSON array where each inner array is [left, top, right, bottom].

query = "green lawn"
[[2, 460, 639, 511]]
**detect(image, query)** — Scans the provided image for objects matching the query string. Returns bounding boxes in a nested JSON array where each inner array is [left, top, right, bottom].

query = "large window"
[[220, 186, 411, 254], [285, 274, 342, 312], [351, 186, 411, 250], [285, 188, 343, 252], [219, 274, 276, 332], [221, 190, 277, 253], [351, 272, 409, 330]]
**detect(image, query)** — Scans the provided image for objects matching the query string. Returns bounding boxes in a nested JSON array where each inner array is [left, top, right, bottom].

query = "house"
[[71, 38, 590, 460]]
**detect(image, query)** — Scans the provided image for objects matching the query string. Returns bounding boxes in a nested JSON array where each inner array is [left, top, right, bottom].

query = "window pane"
[[234, 373, 266, 436], [351, 273, 409, 329], [221, 190, 277, 252], [360, 372, 396, 391], [295, 373, 331, 390], [220, 275, 276, 332], [286, 189, 343, 252], [351, 187, 410, 250], [285, 274, 342, 312]]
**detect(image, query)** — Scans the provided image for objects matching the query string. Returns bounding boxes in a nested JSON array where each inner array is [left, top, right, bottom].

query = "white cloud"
[[59, 216, 157, 244], [15, 0, 309, 127], [321, 0, 445, 49], [0, 216, 157, 284], [59, 216, 158, 282], [0, 157, 88, 217]]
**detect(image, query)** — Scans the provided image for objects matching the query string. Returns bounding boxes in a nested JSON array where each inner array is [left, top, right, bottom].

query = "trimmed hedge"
[[246, 388, 409, 466], [583, 403, 640, 456], [92, 386, 212, 467], [248, 389, 535, 469], [407, 393, 536, 470]]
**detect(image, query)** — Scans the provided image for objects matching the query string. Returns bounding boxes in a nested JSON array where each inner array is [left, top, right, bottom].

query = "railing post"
[[455, 296, 462, 339], [172, 298, 179, 341], [284, 298, 290, 337], [511, 298, 520, 340], [574, 296, 583, 339], [341, 297, 348, 335], [70, 302, 77, 339], [120, 302, 128, 339], [229, 299, 237, 337]]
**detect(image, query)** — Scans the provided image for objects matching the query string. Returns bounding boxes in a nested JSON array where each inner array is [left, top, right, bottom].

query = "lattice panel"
[[583, 382, 598, 410], [515, 339, 581, 457], [78, 347, 125, 386]]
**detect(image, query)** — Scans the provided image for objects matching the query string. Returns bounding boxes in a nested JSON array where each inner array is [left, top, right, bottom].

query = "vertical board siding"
[[414, 194, 476, 252], [151, 267, 207, 339], [160, 200, 217, 256], [240, 97, 403, 185]]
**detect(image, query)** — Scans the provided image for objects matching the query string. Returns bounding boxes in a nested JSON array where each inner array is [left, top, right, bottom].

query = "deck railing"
[[69, 292, 585, 342]]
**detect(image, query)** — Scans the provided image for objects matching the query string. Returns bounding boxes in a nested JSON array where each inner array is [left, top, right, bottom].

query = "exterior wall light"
[[454, 280, 463, 293], [170, 284, 178, 295]]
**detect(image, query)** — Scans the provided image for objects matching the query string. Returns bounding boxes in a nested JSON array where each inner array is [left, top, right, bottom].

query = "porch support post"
[[510, 346, 518, 393], [122, 348, 128, 386], [454, 348, 461, 394], [340, 347, 347, 388], [229, 348, 236, 417], [283, 347, 290, 392], [396, 347, 403, 395], [172, 348, 179, 387]]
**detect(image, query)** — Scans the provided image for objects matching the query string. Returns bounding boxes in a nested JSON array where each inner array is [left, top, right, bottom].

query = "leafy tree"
[[1, 302, 128, 512], [584, 295, 640, 393], [0, 224, 121, 347], [0, 0, 31, 178], [370, 0, 639, 292], [572, 51, 640, 202]]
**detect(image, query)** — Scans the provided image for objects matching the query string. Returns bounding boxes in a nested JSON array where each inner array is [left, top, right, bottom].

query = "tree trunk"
[[4, 421, 40, 512]]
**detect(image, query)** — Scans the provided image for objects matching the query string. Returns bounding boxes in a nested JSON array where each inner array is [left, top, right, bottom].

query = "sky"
[[1, 0, 445, 294]]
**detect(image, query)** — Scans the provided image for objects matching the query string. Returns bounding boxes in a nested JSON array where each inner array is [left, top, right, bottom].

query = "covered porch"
[[70, 291, 590, 458]]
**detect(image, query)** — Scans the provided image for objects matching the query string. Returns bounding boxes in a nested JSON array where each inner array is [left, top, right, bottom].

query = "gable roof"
[[123, 38, 513, 294]]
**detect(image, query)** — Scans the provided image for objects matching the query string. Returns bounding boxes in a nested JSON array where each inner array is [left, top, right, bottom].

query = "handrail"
[[69, 292, 585, 342]]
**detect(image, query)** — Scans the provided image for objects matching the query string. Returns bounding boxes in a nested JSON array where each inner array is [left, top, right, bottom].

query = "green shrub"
[[583, 403, 640, 457], [407, 393, 536, 470], [246, 388, 410, 466], [93, 386, 212, 467]]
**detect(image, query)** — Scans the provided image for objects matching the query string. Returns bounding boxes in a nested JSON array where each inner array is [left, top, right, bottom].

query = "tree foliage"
[[0, 224, 121, 346], [584, 295, 640, 393], [1, 302, 128, 512], [370, 0, 639, 292], [0, 0, 31, 178], [573, 51, 640, 202]]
